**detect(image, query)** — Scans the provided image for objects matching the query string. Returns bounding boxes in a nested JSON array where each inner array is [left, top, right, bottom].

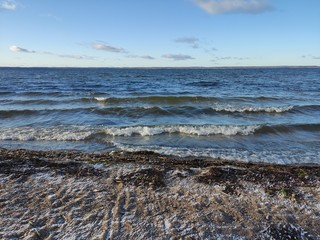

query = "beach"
[[1, 148, 319, 239]]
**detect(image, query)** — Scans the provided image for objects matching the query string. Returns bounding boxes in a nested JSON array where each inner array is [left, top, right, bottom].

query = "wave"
[[0, 107, 105, 118], [115, 144, 320, 165], [257, 123, 320, 134], [0, 109, 40, 118], [1, 104, 318, 119], [0, 125, 259, 141], [0, 126, 93, 141], [186, 81, 220, 87], [92, 96, 218, 104], [0, 99, 61, 105], [103, 123, 320, 136], [1, 123, 319, 142], [0, 107, 174, 118], [0, 91, 13, 96], [14, 91, 69, 97], [103, 125, 260, 136], [88, 95, 281, 105], [211, 105, 294, 113]]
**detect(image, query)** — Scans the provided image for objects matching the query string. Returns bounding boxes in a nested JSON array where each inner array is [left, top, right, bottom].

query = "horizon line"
[[1, 65, 319, 69]]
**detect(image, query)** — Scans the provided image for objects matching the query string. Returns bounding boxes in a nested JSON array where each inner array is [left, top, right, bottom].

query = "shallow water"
[[0, 67, 319, 164]]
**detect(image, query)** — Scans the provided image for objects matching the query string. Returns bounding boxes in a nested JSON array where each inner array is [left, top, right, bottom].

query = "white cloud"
[[0, 0, 17, 10], [9, 45, 94, 60], [9, 45, 35, 53], [162, 54, 194, 61], [92, 42, 126, 53], [193, 0, 272, 14]]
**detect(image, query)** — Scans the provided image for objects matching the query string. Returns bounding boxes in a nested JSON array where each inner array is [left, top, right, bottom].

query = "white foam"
[[104, 125, 260, 137], [0, 126, 93, 142], [212, 105, 293, 113], [94, 97, 108, 102], [114, 144, 320, 165], [0, 125, 259, 142]]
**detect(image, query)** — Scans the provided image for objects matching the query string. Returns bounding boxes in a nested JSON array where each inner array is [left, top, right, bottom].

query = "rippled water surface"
[[1, 67, 319, 164]]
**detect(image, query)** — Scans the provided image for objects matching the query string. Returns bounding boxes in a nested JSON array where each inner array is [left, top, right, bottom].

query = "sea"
[[0, 67, 319, 165]]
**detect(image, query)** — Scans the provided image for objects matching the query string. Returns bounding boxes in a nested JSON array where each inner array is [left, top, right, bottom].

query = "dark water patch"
[[93, 106, 172, 117], [84, 95, 284, 106], [0, 91, 14, 96], [186, 81, 220, 87], [256, 123, 320, 135], [0, 108, 97, 119], [91, 96, 219, 104], [0, 109, 40, 118], [12, 91, 74, 98], [0, 99, 62, 105], [294, 104, 320, 113]]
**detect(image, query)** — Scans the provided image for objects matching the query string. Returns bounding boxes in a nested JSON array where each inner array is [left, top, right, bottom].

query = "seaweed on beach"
[[0, 148, 319, 239], [257, 223, 316, 240], [115, 168, 165, 188], [1, 148, 319, 193], [0, 149, 105, 179], [196, 165, 319, 198]]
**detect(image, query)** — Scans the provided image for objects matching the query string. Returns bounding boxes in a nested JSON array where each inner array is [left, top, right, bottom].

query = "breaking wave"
[[103, 125, 260, 136], [211, 105, 294, 113], [1, 123, 319, 142]]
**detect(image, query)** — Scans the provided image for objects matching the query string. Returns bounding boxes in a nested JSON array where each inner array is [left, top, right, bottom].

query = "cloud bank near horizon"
[[162, 54, 194, 61], [175, 37, 199, 49], [9, 45, 94, 60], [127, 55, 155, 60], [92, 42, 126, 53], [193, 0, 273, 14], [9, 46, 35, 53]]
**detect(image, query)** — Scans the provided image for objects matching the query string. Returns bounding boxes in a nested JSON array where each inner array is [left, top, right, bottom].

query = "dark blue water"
[[1, 67, 319, 164]]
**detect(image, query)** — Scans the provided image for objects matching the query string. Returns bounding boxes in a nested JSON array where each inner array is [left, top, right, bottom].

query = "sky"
[[1, 0, 319, 67]]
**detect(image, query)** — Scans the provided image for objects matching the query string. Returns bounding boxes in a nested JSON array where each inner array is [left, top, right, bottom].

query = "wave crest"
[[212, 105, 294, 113], [1, 123, 319, 142], [0, 127, 93, 141], [104, 125, 260, 136]]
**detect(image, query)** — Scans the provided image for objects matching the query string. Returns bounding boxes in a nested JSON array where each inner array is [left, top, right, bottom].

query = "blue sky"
[[1, 0, 319, 67]]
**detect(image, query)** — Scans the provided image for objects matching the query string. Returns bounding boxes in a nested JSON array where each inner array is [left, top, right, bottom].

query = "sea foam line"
[[0, 125, 260, 141], [2, 123, 318, 141], [0, 126, 93, 141], [103, 125, 260, 136], [114, 144, 320, 165], [212, 105, 294, 113]]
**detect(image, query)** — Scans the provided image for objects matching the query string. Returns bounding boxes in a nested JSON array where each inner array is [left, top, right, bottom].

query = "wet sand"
[[0, 148, 319, 239]]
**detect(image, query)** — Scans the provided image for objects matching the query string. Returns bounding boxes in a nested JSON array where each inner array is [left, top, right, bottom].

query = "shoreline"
[[1, 148, 319, 239]]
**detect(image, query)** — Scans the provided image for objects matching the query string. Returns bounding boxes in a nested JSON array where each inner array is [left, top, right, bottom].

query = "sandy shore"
[[0, 148, 319, 239]]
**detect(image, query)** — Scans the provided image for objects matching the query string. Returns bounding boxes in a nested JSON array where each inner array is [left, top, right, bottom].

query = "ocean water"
[[0, 67, 319, 164]]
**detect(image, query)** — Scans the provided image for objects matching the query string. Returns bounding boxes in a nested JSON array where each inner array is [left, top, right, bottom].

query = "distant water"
[[1, 67, 319, 164]]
